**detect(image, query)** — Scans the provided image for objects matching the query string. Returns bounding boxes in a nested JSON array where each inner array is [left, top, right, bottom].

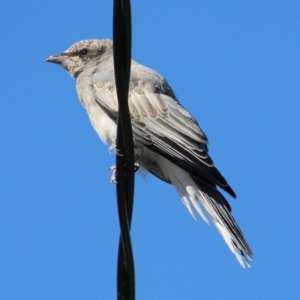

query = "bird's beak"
[[45, 53, 68, 64]]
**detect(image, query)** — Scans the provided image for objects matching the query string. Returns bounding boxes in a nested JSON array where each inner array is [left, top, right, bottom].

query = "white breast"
[[76, 80, 117, 146]]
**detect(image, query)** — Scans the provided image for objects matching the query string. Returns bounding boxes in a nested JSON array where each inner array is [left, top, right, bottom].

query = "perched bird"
[[46, 39, 252, 267]]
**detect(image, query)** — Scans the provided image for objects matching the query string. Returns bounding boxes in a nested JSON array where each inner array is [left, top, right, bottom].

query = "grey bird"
[[46, 39, 252, 267]]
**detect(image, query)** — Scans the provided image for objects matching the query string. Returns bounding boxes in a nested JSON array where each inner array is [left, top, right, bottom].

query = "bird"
[[46, 39, 252, 267]]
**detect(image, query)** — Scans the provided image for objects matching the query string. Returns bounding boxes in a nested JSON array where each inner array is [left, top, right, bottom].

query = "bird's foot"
[[134, 162, 140, 172], [109, 162, 140, 184], [108, 142, 123, 156], [109, 166, 117, 183]]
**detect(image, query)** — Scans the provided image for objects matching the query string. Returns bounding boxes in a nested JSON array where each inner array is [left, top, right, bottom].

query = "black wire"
[[112, 0, 135, 300]]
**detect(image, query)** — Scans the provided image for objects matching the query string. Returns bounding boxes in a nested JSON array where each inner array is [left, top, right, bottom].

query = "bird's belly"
[[86, 101, 117, 146]]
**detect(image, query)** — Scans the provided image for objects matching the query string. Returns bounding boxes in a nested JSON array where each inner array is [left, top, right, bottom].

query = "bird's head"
[[46, 39, 113, 78]]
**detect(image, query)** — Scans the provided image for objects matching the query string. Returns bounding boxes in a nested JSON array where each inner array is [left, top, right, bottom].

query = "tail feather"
[[170, 168, 252, 267], [189, 196, 210, 224], [192, 176, 252, 267], [181, 196, 198, 220]]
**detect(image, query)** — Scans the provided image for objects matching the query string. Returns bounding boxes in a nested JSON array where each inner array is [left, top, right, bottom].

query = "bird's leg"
[[133, 162, 140, 172], [109, 166, 118, 183], [109, 155, 140, 184], [108, 141, 123, 156]]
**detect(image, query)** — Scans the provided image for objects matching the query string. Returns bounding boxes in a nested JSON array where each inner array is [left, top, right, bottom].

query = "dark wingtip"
[[226, 185, 236, 198]]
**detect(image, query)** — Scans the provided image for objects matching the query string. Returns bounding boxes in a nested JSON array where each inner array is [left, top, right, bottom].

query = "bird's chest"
[[76, 82, 117, 146]]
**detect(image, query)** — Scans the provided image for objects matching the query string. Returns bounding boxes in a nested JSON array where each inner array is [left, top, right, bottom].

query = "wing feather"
[[91, 60, 236, 197]]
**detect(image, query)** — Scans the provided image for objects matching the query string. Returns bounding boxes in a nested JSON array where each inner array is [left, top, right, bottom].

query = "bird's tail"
[[170, 169, 253, 268]]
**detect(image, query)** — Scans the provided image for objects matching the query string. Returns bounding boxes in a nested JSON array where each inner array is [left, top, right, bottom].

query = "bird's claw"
[[134, 162, 139, 172], [108, 143, 123, 156], [109, 166, 117, 183], [109, 163, 140, 184]]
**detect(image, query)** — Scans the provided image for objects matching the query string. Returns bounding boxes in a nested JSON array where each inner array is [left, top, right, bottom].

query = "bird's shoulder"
[[85, 59, 206, 141], [83, 59, 175, 118], [130, 61, 177, 98]]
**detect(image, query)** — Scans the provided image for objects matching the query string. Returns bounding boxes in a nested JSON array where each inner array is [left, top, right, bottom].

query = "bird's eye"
[[80, 49, 88, 56]]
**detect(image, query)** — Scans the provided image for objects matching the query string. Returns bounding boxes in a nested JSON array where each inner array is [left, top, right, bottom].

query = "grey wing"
[[90, 61, 236, 198]]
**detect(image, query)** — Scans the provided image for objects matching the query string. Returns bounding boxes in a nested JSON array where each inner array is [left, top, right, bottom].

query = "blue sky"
[[1, 1, 300, 299]]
